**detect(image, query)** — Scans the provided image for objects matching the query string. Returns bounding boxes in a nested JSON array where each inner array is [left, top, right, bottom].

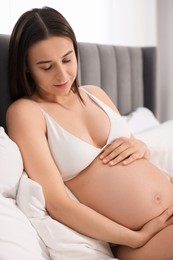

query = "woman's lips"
[[53, 82, 68, 88]]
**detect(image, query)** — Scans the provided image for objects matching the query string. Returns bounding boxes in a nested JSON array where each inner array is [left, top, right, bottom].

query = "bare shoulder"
[[81, 85, 119, 113], [6, 98, 45, 135], [7, 98, 40, 115]]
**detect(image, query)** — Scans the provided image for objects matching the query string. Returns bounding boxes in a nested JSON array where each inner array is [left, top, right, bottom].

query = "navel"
[[154, 193, 162, 205]]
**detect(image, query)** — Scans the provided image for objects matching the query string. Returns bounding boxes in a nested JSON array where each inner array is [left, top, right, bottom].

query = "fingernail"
[[109, 161, 114, 166], [103, 159, 107, 163]]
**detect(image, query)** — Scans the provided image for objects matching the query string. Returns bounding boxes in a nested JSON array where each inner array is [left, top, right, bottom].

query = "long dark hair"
[[8, 6, 81, 101]]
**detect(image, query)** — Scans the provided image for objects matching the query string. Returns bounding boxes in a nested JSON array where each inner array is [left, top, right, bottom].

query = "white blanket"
[[0, 196, 50, 260], [16, 173, 116, 260], [123, 107, 173, 176], [136, 120, 173, 176]]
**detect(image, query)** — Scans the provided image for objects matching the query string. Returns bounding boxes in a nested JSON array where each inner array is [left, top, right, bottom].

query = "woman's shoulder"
[[7, 98, 41, 117], [6, 98, 44, 129], [80, 85, 106, 96], [8, 97, 39, 110], [80, 85, 119, 113]]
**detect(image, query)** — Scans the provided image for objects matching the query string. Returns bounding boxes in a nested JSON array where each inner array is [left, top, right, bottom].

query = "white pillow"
[[17, 172, 116, 260], [0, 127, 23, 198], [136, 120, 173, 176], [122, 107, 160, 134], [0, 196, 50, 260]]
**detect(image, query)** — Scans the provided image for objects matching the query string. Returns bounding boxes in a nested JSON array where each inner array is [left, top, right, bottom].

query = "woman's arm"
[[6, 99, 173, 249]]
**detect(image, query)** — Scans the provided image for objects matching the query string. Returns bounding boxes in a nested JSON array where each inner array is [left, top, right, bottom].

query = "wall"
[[110, 0, 157, 46], [1, 0, 156, 46]]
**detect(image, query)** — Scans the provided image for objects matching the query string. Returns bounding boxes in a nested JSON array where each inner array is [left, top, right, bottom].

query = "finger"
[[100, 143, 127, 161], [108, 148, 135, 166], [122, 152, 140, 165], [100, 137, 131, 159], [166, 216, 173, 226], [158, 207, 173, 223], [100, 144, 113, 159], [102, 145, 132, 164], [100, 141, 123, 159]]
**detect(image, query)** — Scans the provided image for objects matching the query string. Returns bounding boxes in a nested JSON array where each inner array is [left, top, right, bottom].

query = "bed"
[[0, 34, 173, 259]]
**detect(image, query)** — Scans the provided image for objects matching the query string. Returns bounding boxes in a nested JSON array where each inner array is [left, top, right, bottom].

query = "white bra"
[[41, 87, 131, 181]]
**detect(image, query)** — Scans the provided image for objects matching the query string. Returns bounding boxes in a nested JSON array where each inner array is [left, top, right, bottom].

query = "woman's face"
[[26, 36, 77, 100]]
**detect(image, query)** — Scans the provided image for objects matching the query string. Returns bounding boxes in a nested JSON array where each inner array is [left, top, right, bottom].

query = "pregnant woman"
[[6, 7, 173, 259]]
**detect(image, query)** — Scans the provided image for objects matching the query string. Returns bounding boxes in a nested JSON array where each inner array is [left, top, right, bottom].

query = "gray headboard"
[[0, 34, 156, 129], [77, 43, 156, 115]]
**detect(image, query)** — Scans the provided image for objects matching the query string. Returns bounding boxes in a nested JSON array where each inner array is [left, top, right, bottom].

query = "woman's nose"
[[54, 65, 67, 80]]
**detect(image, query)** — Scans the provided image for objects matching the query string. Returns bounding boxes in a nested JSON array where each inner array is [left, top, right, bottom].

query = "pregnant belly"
[[65, 158, 173, 230]]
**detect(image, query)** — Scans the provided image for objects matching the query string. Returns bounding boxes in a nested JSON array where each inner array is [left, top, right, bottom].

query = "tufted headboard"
[[0, 34, 156, 129]]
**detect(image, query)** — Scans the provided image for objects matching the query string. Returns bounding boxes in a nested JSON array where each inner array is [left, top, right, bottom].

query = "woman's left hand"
[[99, 135, 150, 166]]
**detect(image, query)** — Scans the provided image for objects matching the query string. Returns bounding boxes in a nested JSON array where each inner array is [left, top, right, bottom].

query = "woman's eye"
[[63, 59, 71, 63], [42, 66, 51, 71]]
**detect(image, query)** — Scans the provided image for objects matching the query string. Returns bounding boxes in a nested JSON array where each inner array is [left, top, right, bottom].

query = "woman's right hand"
[[133, 207, 173, 248]]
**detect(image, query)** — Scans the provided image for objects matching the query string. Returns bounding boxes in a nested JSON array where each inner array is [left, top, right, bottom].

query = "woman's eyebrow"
[[63, 50, 73, 57], [36, 50, 73, 65], [36, 60, 51, 65]]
